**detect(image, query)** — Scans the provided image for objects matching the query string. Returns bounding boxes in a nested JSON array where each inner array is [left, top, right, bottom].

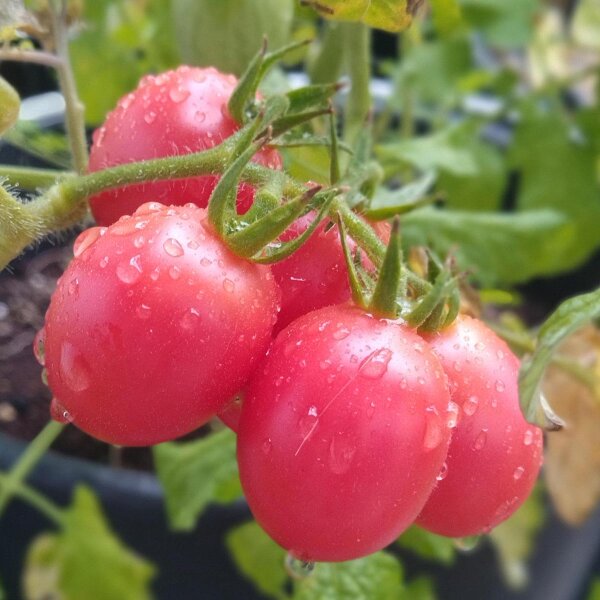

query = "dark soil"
[[0, 240, 157, 470]]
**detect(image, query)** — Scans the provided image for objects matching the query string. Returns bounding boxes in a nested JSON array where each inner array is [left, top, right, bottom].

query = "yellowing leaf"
[[543, 325, 600, 525], [301, 0, 422, 33]]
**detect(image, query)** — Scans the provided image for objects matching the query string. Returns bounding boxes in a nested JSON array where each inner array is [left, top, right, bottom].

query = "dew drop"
[[262, 438, 272, 455], [59, 342, 90, 392], [135, 202, 164, 215], [136, 304, 151, 319], [200, 257, 212, 267], [436, 462, 448, 481], [144, 111, 157, 124], [50, 398, 73, 423], [99, 256, 109, 268], [285, 554, 315, 580], [446, 401, 460, 429], [319, 360, 331, 370], [423, 406, 443, 450], [68, 278, 79, 296], [150, 267, 160, 281], [163, 238, 184, 257], [194, 110, 206, 123], [463, 395, 479, 417], [453, 536, 480, 552], [169, 86, 190, 103], [223, 278, 235, 293], [523, 430, 534, 446], [360, 348, 392, 379], [73, 227, 101, 257], [475, 341, 486, 351], [180, 307, 201, 330], [495, 380, 505, 393], [169, 265, 181, 280], [472, 429, 488, 451], [116, 255, 143, 284], [328, 434, 356, 474], [187, 239, 199, 250], [133, 234, 145, 248], [513, 466, 525, 480], [33, 328, 46, 366], [308, 405, 318, 417], [453, 360, 462, 373], [332, 327, 350, 341]]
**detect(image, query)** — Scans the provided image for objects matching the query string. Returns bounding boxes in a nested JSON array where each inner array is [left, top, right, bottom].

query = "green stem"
[[342, 23, 371, 148], [0, 474, 65, 526], [0, 165, 72, 189], [50, 1, 88, 174], [0, 421, 65, 517]]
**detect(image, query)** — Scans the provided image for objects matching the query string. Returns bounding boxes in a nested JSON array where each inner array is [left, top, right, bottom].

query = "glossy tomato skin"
[[416, 315, 544, 537], [88, 66, 282, 226], [42, 202, 280, 446], [272, 214, 390, 335], [237, 304, 453, 562]]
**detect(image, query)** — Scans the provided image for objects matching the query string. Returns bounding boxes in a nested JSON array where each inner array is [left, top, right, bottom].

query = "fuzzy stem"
[[0, 421, 65, 517], [0, 165, 72, 189]]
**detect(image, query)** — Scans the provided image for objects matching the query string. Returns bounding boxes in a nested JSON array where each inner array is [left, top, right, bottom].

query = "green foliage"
[[153, 428, 242, 531], [397, 525, 456, 566], [587, 578, 600, 600], [71, 0, 179, 125], [0, 75, 19, 136], [572, 0, 600, 49], [22, 486, 154, 600], [172, 0, 294, 76], [519, 288, 600, 424], [4, 121, 71, 169], [489, 485, 545, 589]]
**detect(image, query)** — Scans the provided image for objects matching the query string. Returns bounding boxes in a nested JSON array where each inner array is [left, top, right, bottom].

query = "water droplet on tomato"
[[60, 342, 90, 392], [135, 202, 164, 215], [285, 554, 315, 580], [180, 307, 201, 330], [513, 466, 525, 480], [68, 278, 79, 296], [472, 429, 488, 451], [200, 257, 211, 267], [223, 278, 235, 293], [423, 407, 443, 450], [360, 348, 392, 379], [116, 255, 143, 284], [169, 86, 190, 103], [453, 361, 462, 372], [50, 398, 73, 423], [144, 111, 157, 124], [169, 265, 181, 280], [495, 380, 505, 393], [33, 329, 46, 366], [73, 227, 101, 257], [187, 239, 199, 250], [262, 438, 272, 455], [475, 341, 486, 351], [163, 238, 184, 257], [463, 395, 479, 416], [436, 462, 448, 481], [194, 110, 206, 123], [523, 430, 534, 446], [332, 327, 350, 340], [497, 349, 505, 360], [136, 304, 151, 319], [319, 360, 331, 370], [453, 536, 480, 552], [110, 217, 137, 236], [446, 401, 460, 429], [328, 434, 356, 474], [133, 235, 145, 248], [99, 256, 109, 268]]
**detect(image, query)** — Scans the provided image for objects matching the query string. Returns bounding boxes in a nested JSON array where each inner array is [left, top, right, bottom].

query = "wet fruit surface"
[[41, 203, 280, 446], [417, 315, 544, 537], [237, 304, 453, 561]]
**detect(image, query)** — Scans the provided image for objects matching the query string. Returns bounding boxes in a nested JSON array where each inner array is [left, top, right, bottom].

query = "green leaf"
[[365, 171, 436, 220], [402, 208, 568, 286], [519, 288, 600, 425], [172, 0, 294, 76], [458, 0, 540, 47], [510, 105, 600, 272], [489, 485, 545, 589], [397, 525, 456, 566], [301, 0, 418, 32], [586, 578, 600, 600], [153, 428, 241, 531], [226, 521, 288, 600], [71, 0, 179, 124], [3, 121, 71, 169], [0, 75, 19, 137], [399, 576, 437, 600], [572, 0, 600, 49], [22, 486, 154, 600], [293, 552, 404, 599], [430, 0, 463, 35]]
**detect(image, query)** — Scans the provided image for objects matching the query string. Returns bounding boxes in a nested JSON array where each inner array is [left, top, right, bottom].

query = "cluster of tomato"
[[35, 66, 543, 562]]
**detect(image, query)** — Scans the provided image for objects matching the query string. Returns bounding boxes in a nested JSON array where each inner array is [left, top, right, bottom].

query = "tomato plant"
[[39, 202, 280, 446], [237, 303, 453, 562], [416, 316, 544, 537], [87, 66, 282, 226]]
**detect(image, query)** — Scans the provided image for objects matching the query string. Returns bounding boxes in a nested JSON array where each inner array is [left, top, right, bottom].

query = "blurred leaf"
[[0, 76, 19, 137], [293, 552, 404, 599], [172, 0, 294, 76], [399, 576, 437, 600], [543, 325, 600, 524], [301, 0, 420, 33], [510, 105, 600, 271], [283, 145, 331, 184], [226, 521, 288, 600], [402, 208, 568, 286], [458, 0, 540, 48], [23, 486, 154, 600], [489, 485, 545, 589], [430, 0, 463, 36], [71, 0, 179, 125], [392, 37, 473, 110], [4, 121, 71, 168], [397, 525, 456, 566], [365, 171, 436, 219], [572, 0, 600, 50], [0, 576, 4, 600], [587, 578, 600, 600], [519, 289, 600, 425], [153, 428, 242, 531]]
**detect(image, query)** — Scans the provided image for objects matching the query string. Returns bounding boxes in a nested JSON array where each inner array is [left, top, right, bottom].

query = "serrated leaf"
[[302, 0, 420, 33], [23, 486, 154, 600], [397, 525, 456, 566], [365, 171, 436, 220], [543, 326, 600, 525], [293, 552, 404, 600], [172, 0, 294, 76], [226, 521, 288, 600], [519, 289, 600, 425], [401, 208, 568, 286], [153, 428, 241, 531], [489, 485, 545, 590]]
